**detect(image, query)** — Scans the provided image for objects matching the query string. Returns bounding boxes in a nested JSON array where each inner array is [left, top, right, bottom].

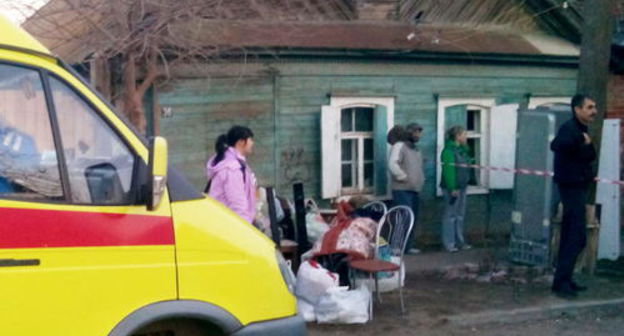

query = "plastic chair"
[[349, 205, 414, 319]]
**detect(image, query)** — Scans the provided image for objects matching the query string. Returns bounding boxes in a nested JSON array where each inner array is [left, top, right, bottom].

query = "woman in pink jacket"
[[206, 126, 257, 223]]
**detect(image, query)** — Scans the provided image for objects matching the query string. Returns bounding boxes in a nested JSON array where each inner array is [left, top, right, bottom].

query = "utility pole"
[[576, 0, 615, 204]]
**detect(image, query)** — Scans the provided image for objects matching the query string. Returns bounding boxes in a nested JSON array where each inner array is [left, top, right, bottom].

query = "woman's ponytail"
[[213, 134, 229, 165]]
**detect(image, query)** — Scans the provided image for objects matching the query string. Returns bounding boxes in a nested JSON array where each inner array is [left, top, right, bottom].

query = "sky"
[[0, 0, 48, 25]]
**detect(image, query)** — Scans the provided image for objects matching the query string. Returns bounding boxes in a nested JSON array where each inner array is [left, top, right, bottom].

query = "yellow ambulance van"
[[0, 15, 304, 336]]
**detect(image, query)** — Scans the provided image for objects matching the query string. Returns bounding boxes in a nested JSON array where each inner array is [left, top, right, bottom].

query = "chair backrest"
[[378, 205, 414, 260]]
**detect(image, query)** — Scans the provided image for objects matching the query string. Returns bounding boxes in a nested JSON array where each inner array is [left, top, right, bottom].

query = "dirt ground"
[[308, 273, 624, 336], [415, 310, 624, 336], [457, 312, 624, 336], [310, 312, 624, 336]]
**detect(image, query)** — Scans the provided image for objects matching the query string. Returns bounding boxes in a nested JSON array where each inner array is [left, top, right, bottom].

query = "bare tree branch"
[[15, 0, 341, 134], [137, 49, 159, 97]]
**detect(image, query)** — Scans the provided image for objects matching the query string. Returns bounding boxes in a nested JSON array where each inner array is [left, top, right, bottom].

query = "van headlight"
[[276, 250, 296, 294]]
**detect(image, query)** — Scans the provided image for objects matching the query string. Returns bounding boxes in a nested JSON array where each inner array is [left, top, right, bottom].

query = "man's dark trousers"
[[553, 184, 588, 289], [392, 190, 419, 252]]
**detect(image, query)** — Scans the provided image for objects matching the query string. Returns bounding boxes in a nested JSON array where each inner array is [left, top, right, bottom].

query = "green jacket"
[[440, 140, 473, 191]]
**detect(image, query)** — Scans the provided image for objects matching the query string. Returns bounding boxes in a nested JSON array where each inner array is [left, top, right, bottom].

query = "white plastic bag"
[[353, 257, 405, 293], [297, 299, 316, 322], [295, 260, 340, 305], [306, 212, 329, 244], [315, 286, 370, 324]]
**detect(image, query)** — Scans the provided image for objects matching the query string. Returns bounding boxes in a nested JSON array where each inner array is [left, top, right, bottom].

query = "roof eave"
[[219, 47, 580, 67]]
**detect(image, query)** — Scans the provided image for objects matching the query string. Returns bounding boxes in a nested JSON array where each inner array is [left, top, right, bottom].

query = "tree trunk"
[[121, 52, 154, 135], [91, 56, 112, 101], [124, 90, 147, 134], [577, 0, 615, 203], [575, 0, 615, 275]]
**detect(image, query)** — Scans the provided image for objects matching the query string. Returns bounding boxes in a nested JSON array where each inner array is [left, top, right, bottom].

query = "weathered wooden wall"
[[159, 75, 276, 188], [159, 59, 577, 245]]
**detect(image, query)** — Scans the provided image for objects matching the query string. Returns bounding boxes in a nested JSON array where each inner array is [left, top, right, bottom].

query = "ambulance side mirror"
[[147, 136, 168, 211]]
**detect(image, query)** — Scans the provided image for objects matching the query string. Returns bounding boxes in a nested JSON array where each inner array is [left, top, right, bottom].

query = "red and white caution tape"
[[445, 162, 624, 187], [594, 177, 624, 187]]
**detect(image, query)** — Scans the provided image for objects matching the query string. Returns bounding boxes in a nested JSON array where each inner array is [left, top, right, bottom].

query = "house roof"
[[523, 0, 583, 44], [24, 20, 579, 63], [21, 0, 580, 63], [174, 20, 579, 57]]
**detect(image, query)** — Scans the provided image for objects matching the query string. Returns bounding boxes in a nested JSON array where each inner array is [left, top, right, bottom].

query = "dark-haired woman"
[[206, 126, 257, 223]]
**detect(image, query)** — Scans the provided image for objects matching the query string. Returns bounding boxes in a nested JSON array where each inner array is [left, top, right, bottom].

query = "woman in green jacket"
[[440, 126, 473, 252]]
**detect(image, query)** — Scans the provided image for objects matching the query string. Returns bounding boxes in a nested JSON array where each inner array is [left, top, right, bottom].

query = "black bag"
[[315, 253, 351, 287], [276, 196, 296, 240], [203, 180, 212, 193]]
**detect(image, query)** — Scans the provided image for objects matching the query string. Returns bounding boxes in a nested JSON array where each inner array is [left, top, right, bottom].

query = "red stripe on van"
[[0, 207, 174, 248]]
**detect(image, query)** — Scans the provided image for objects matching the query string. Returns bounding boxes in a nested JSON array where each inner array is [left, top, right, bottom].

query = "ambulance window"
[[0, 64, 63, 200], [48, 76, 136, 204]]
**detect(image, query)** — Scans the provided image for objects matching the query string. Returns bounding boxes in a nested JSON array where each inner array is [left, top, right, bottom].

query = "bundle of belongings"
[[295, 198, 386, 323], [304, 198, 383, 285], [296, 259, 371, 324]]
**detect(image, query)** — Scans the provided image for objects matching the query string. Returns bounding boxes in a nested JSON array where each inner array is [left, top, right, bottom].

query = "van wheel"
[[131, 318, 225, 336]]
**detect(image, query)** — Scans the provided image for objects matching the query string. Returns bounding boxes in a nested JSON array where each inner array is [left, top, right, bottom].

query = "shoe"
[[552, 283, 578, 299], [446, 247, 459, 253], [407, 248, 421, 255], [460, 244, 472, 250], [570, 281, 588, 292]]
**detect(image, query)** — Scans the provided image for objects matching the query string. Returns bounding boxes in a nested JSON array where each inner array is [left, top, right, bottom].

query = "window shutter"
[[445, 104, 467, 130], [488, 104, 519, 189], [374, 105, 388, 197], [321, 105, 341, 199], [597, 119, 621, 260]]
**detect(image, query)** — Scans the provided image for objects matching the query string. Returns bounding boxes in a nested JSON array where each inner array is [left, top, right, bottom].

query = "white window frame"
[[437, 98, 495, 196], [329, 96, 394, 199], [340, 133, 374, 195], [465, 106, 488, 188], [339, 107, 375, 194]]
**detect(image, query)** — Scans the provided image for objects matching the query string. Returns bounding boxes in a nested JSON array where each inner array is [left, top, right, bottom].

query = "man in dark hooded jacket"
[[550, 94, 597, 299]]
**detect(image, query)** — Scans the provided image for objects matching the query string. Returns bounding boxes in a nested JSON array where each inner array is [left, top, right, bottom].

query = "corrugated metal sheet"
[[22, 3, 579, 64], [173, 21, 549, 56]]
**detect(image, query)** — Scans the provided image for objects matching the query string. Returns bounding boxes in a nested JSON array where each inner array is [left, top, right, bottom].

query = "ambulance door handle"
[[0, 259, 40, 267]]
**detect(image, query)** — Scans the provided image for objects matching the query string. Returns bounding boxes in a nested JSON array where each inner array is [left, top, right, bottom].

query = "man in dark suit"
[[550, 94, 598, 299]]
